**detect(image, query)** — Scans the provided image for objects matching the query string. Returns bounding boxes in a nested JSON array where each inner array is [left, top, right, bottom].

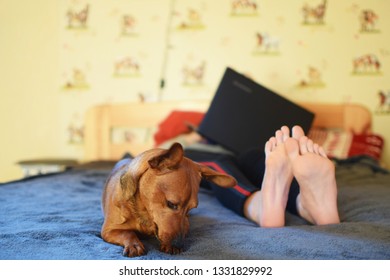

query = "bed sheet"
[[0, 157, 389, 260]]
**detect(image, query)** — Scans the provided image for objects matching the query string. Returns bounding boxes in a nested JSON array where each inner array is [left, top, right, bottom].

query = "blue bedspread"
[[1, 157, 389, 260]]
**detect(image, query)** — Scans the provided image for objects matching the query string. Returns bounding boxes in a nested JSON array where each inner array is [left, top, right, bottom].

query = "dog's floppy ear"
[[119, 157, 150, 199], [119, 170, 138, 199], [198, 164, 237, 188], [148, 142, 184, 172]]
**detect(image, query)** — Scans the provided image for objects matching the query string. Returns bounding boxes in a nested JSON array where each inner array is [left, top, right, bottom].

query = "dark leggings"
[[184, 148, 300, 217]]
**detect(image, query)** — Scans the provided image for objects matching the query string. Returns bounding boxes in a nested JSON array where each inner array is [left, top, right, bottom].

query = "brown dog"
[[101, 142, 236, 257]]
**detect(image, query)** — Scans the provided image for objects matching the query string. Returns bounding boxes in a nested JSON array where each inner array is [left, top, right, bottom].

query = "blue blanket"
[[1, 157, 389, 260]]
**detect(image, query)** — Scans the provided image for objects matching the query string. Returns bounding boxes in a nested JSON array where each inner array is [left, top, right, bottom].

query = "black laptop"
[[197, 67, 315, 154]]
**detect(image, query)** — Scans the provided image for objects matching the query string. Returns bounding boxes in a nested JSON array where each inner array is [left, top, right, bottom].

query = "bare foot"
[[244, 126, 294, 227], [287, 136, 340, 225]]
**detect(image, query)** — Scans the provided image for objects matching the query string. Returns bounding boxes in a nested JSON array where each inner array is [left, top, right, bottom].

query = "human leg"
[[184, 149, 259, 217]]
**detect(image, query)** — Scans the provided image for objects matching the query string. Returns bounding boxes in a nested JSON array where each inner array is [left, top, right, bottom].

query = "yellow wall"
[[1, 0, 389, 182], [0, 0, 60, 181]]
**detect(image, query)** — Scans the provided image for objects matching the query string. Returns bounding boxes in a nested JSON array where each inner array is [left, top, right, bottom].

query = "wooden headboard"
[[84, 101, 209, 160], [84, 101, 372, 160]]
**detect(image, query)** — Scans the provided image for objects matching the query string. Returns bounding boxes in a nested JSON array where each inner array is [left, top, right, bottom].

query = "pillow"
[[309, 127, 384, 161], [348, 133, 384, 161], [308, 128, 353, 159], [153, 110, 205, 146]]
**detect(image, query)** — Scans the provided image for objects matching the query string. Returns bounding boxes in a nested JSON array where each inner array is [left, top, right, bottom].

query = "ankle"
[[243, 191, 261, 225], [313, 206, 340, 225], [296, 195, 315, 224], [259, 214, 285, 228]]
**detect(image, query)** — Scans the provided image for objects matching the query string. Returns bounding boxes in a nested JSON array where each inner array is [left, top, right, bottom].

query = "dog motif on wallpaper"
[[254, 32, 280, 54], [352, 54, 381, 75], [176, 8, 205, 30], [66, 4, 89, 29], [114, 56, 141, 77], [182, 61, 206, 86], [121, 14, 137, 36], [359, 9, 379, 33], [231, 0, 258, 16], [63, 68, 89, 90], [376, 90, 390, 114], [301, 0, 327, 25], [298, 66, 325, 88]]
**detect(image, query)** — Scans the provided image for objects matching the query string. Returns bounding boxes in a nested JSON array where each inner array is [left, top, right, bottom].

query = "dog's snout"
[[171, 234, 185, 249]]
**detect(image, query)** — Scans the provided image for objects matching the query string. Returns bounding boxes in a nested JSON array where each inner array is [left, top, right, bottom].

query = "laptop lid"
[[198, 67, 315, 154]]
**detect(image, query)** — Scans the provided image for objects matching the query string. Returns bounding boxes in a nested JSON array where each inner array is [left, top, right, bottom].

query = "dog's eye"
[[167, 200, 178, 210]]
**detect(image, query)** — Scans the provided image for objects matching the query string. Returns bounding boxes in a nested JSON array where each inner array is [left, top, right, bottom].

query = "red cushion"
[[348, 134, 384, 161], [154, 110, 205, 146]]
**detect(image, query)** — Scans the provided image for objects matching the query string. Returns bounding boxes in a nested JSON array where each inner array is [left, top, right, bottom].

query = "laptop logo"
[[233, 80, 253, 93]]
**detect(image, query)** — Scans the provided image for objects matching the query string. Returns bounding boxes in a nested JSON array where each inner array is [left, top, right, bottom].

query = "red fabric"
[[348, 134, 384, 161], [154, 110, 205, 146]]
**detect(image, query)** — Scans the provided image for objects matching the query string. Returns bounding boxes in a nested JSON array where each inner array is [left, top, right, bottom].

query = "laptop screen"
[[198, 67, 315, 155]]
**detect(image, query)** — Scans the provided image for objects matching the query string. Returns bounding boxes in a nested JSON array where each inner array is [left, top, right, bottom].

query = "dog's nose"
[[171, 234, 185, 249]]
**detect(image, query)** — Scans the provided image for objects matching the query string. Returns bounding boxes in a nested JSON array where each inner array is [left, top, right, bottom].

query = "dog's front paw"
[[160, 244, 182, 255], [123, 242, 146, 257]]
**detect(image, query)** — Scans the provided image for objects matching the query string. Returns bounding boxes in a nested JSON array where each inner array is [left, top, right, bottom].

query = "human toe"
[[307, 139, 314, 153], [275, 130, 283, 144], [292, 125, 305, 140], [265, 137, 277, 154], [281, 126, 290, 141], [299, 136, 309, 154]]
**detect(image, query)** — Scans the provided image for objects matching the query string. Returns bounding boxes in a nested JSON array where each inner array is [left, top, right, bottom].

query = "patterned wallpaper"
[[58, 0, 390, 163]]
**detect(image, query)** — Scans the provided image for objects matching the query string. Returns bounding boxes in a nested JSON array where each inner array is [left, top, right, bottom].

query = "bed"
[[1, 101, 389, 260]]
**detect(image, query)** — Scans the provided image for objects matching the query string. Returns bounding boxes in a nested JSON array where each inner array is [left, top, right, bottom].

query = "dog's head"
[[120, 142, 236, 254]]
